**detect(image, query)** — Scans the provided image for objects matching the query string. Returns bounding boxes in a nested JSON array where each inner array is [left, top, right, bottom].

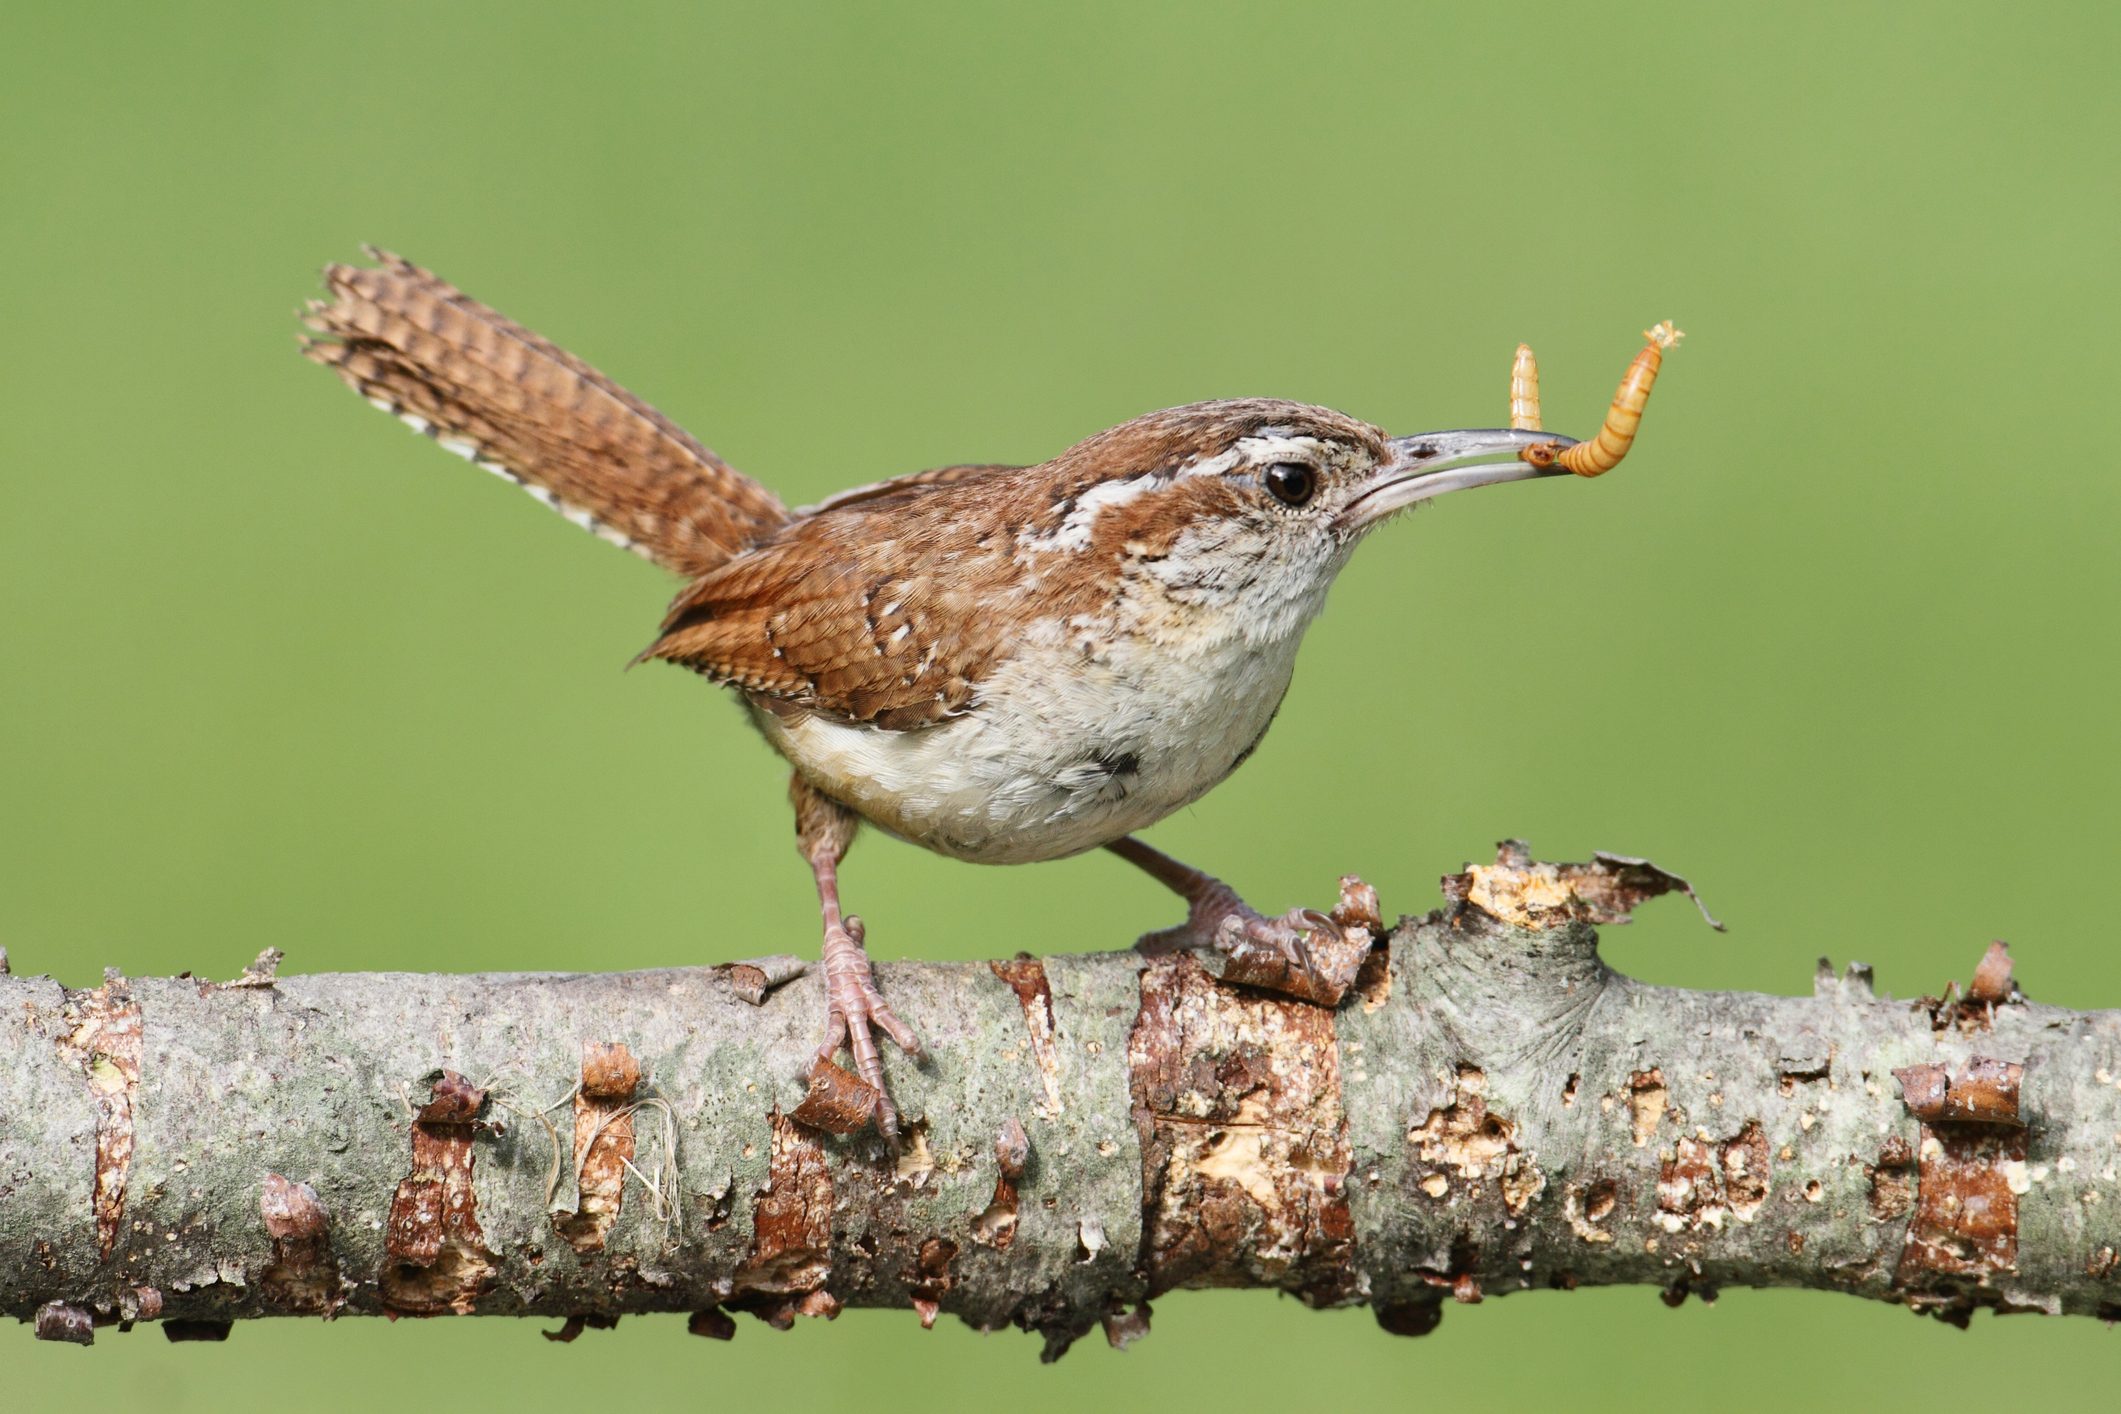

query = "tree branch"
[[5, 844, 2117, 1355]]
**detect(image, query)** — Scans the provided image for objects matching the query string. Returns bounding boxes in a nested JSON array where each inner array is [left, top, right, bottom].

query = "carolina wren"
[[303, 251, 1583, 1136]]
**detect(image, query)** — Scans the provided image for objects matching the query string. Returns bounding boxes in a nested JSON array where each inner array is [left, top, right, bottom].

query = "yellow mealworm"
[[1520, 320, 1683, 477], [1509, 343, 1542, 431]]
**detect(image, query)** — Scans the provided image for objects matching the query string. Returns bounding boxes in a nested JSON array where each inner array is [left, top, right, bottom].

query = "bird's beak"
[[1335, 429, 1577, 534]]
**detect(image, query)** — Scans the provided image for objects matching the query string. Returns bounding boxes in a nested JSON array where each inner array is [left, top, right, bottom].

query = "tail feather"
[[302, 249, 789, 576]]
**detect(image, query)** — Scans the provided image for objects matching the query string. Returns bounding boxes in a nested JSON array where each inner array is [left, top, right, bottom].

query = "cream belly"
[[754, 629, 1302, 865]]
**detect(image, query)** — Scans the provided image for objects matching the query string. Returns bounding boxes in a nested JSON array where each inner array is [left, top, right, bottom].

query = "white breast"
[[756, 496, 1354, 864], [757, 621, 1306, 865]]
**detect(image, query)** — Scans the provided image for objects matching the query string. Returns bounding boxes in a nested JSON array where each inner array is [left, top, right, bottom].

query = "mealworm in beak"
[[1519, 321, 1683, 477], [1509, 343, 1543, 432]]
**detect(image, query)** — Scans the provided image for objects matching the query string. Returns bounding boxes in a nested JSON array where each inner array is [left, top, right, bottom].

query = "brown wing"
[[794, 462, 1020, 517], [642, 471, 1051, 730], [303, 249, 789, 576]]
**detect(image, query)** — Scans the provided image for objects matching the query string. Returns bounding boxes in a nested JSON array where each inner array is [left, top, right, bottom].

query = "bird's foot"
[[817, 916, 922, 1142], [1220, 906, 1345, 981], [1136, 876, 1338, 971], [1135, 874, 1379, 1007]]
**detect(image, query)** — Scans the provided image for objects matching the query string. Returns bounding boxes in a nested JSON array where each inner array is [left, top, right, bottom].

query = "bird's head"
[[1033, 399, 1573, 643]]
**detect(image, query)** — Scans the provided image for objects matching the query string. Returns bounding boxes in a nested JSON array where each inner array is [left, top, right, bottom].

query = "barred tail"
[[302, 249, 789, 576]]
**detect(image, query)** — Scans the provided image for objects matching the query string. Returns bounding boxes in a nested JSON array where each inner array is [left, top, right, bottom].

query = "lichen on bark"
[[5, 845, 2120, 1348]]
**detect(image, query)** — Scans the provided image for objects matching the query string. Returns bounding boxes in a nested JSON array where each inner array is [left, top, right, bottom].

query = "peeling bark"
[[259, 1174, 342, 1315], [789, 1057, 883, 1136], [6, 845, 2121, 1350], [53, 974, 141, 1260], [992, 960, 1064, 1119], [381, 1073, 496, 1315], [1129, 954, 1354, 1305], [730, 1111, 835, 1327], [552, 1042, 641, 1255]]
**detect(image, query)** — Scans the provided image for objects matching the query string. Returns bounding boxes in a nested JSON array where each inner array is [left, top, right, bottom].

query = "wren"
[[303, 250, 1589, 1136]]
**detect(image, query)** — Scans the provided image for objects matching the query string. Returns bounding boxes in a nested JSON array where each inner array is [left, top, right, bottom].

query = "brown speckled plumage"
[[302, 249, 788, 577], [301, 252, 1574, 1136], [645, 401, 1386, 730]]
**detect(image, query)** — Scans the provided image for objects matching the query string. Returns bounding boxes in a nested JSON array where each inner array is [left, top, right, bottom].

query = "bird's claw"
[[818, 914, 921, 1142], [1216, 906, 1337, 985], [1134, 879, 1336, 995]]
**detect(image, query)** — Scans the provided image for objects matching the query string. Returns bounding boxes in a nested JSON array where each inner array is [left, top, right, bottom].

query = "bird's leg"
[[793, 775, 920, 1140], [1106, 835, 1340, 979]]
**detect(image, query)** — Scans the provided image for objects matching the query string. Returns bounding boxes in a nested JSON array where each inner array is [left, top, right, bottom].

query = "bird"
[[302, 249, 1611, 1137]]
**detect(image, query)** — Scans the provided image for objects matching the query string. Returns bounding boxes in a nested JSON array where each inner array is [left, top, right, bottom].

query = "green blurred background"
[[6, 0, 2117, 1405]]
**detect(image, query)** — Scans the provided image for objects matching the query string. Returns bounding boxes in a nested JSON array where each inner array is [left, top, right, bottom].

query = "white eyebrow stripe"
[[1231, 433, 1329, 467], [1012, 437, 1328, 557]]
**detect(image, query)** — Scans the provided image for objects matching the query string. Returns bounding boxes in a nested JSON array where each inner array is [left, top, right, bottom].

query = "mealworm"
[[1509, 343, 1542, 431], [1519, 320, 1683, 477]]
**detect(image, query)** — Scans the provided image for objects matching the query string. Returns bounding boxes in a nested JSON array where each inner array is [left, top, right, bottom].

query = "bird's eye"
[[1263, 461, 1317, 507]]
